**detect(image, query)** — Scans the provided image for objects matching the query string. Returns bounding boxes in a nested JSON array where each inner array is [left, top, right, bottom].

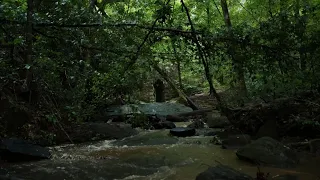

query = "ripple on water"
[[2, 132, 320, 180]]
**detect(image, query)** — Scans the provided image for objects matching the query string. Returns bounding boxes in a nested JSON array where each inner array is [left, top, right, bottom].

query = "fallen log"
[[151, 62, 199, 110]]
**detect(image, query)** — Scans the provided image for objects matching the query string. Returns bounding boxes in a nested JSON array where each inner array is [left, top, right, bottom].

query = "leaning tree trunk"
[[220, 0, 247, 97], [151, 62, 199, 110], [179, 0, 240, 123], [180, 0, 221, 103]]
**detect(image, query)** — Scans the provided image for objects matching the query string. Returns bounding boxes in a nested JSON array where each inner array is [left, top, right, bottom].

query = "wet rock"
[[170, 127, 196, 137], [180, 136, 213, 145], [187, 121, 204, 129], [152, 121, 176, 129], [236, 137, 299, 168], [106, 103, 193, 117], [205, 112, 230, 128], [222, 134, 251, 149], [195, 164, 253, 180], [0, 138, 51, 162], [113, 130, 178, 146], [66, 123, 138, 144]]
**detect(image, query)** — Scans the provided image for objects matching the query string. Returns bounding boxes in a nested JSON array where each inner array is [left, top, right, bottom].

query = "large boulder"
[[196, 165, 253, 180], [205, 112, 230, 128], [0, 138, 51, 162], [236, 137, 299, 168], [309, 139, 320, 155]]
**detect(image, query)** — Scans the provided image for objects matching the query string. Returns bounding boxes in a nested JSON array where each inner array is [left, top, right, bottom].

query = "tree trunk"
[[151, 62, 199, 110], [153, 79, 165, 102], [295, 0, 308, 71], [278, 0, 291, 74], [177, 61, 183, 89], [203, 60, 216, 97], [180, 0, 222, 105], [220, 0, 247, 96], [220, 0, 232, 29], [206, 0, 211, 29], [172, 40, 183, 89], [24, 0, 34, 102]]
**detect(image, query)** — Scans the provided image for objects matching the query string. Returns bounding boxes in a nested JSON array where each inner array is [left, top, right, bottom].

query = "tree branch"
[[0, 18, 197, 36], [123, 0, 172, 72], [181, 0, 221, 102], [1, 18, 297, 60]]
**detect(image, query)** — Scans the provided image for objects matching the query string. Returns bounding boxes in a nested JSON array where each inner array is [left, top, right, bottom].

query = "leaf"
[[24, 64, 31, 69], [13, 37, 23, 45]]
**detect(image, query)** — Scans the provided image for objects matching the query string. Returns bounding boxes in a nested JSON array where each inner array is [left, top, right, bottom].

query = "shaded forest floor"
[[188, 93, 218, 109]]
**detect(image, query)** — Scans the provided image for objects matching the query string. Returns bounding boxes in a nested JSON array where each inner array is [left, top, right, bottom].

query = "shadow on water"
[[1, 130, 320, 180]]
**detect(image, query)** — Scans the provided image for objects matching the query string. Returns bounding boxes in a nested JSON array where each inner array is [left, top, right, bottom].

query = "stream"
[[1, 123, 320, 180]]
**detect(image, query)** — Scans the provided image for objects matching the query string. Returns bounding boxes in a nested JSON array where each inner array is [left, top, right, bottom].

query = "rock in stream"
[[0, 138, 51, 162], [236, 137, 299, 168], [196, 165, 253, 180], [112, 130, 178, 146]]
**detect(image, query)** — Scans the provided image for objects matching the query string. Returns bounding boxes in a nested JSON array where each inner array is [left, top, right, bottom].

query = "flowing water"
[[1, 128, 320, 180]]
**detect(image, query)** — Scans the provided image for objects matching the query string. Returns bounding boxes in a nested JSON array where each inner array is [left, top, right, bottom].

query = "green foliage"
[[182, 84, 203, 96], [2, 0, 320, 139]]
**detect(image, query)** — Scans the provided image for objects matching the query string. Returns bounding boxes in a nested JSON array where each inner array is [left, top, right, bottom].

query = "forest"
[[1, 0, 320, 179]]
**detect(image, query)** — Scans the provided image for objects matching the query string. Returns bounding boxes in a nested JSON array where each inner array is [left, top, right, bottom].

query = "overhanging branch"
[[0, 18, 195, 35], [1, 18, 297, 60]]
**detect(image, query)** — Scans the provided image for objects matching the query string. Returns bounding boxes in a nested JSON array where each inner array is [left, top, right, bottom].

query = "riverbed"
[[1, 128, 319, 180]]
